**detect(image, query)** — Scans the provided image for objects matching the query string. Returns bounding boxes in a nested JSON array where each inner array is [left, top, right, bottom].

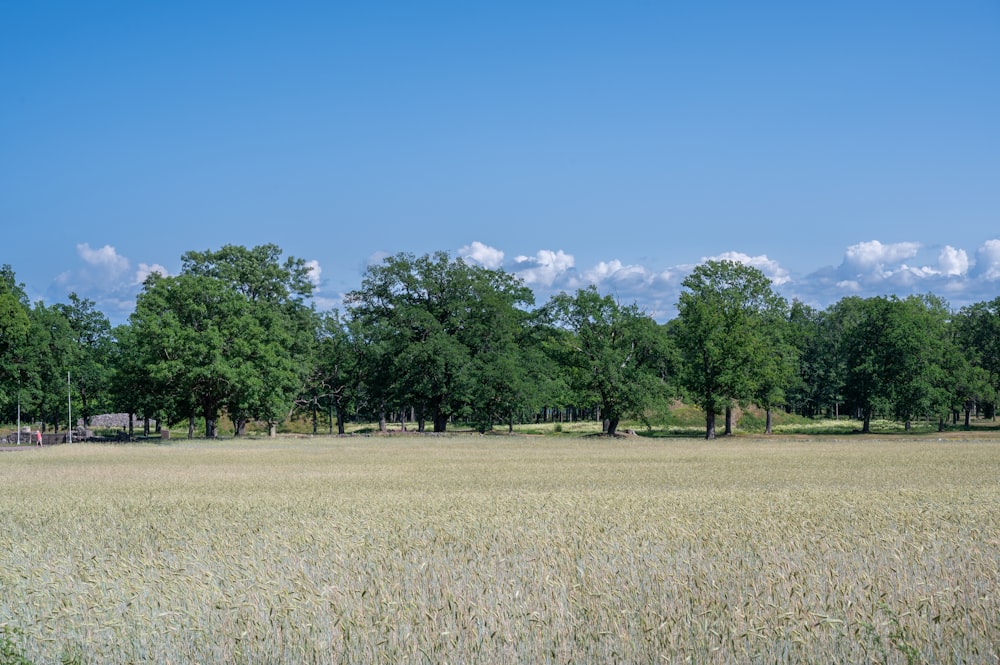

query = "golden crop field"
[[1, 435, 999, 663]]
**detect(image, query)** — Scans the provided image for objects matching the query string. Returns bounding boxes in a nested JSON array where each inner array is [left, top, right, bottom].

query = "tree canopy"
[[2, 247, 999, 438], [345, 252, 534, 432], [543, 287, 670, 436], [674, 260, 789, 439]]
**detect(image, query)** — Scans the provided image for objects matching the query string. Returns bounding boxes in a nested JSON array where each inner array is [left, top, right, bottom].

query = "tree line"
[[1, 245, 998, 440]]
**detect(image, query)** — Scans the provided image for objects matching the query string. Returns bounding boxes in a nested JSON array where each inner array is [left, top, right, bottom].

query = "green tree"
[[108, 322, 165, 437], [755, 311, 798, 434], [543, 286, 669, 437], [131, 273, 250, 437], [130, 245, 318, 438], [53, 293, 113, 426], [956, 297, 1000, 420], [182, 244, 317, 435], [0, 266, 31, 420], [21, 303, 76, 431], [469, 312, 557, 433], [886, 296, 949, 430], [839, 295, 955, 433], [675, 260, 787, 439], [346, 252, 533, 433], [299, 311, 359, 435], [181, 244, 315, 304]]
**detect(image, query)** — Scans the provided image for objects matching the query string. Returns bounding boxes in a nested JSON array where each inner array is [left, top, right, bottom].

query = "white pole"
[[68, 372, 72, 444]]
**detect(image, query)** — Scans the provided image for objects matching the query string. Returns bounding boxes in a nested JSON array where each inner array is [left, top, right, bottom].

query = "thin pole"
[[68, 372, 72, 444], [16, 381, 20, 445]]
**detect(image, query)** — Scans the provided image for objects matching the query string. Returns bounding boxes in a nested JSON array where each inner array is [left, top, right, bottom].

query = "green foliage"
[[839, 295, 960, 433], [346, 252, 534, 433], [53, 293, 113, 424], [127, 245, 316, 437], [543, 286, 672, 436], [3, 248, 1000, 439], [956, 297, 1000, 418], [786, 299, 850, 418], [0, 266, 31, 417], [674, 260, 788, 439], [18, 303, 76, 430], [298, 311, 359, 435]]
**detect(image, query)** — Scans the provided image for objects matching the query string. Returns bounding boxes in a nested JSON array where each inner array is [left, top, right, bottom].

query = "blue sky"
[[2, 1, 998, 323]]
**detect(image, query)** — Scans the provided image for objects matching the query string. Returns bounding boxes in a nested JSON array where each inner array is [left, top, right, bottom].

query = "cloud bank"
[[48, 237, 1000, 324], [460, 238, 1000, 318]]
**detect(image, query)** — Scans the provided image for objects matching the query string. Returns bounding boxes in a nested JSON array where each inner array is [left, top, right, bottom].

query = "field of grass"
[[2, 436, 999, 663]]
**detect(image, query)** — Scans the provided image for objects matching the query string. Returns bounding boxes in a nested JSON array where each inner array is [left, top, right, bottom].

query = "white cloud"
[[836, 280, 861, 292], [513, 249, 575, 287], [77, 243, 129, 277], [134, 263, 168, 284], [938, 246, 969, 277], [312, 294, 345, 312], [842, 240, 921, 274], [304, 259, 322, 288], [492, 238, 1000, 316], [705, 251, 792, 285], [583, 259, 628, 284], [458, 241, 504, 269], [975, 239, 1000, 280], [792, 238, 1000, 308], [885, 264, 938, 286], [579, 260, 674, 289], [366, 250, 391, 267]]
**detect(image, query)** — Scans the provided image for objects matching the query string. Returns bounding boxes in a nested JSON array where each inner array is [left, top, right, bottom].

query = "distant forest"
[[2, 244, 998, 440]]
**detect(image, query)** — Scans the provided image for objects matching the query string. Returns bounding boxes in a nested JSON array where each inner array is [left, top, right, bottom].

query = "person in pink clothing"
[[35, 429, 42, 446]]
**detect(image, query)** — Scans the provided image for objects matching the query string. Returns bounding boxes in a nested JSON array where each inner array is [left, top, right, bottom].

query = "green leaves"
[[543, 286, 669, 436], [346, 252, 534, 433], [675, 260, 788, 439], [838, 295, 960, 432], [127, 246, 316, 437]]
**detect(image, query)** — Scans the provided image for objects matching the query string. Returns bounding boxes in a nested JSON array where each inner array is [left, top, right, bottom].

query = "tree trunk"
[[378, 405, 387, 433], [143, 417, 150, 436], [602, 419, 610, 434], [312, 404, 318, 434], [128, 413, 134, 439], [606, 417, 620, 437], [765, 407, 773, 435], [724, 406, 733, 436], [964, 407, 971, 429], [905, 419, 911, 432], [938, 417, 945, 432], [205, 410, 217, 438], [433, 411, 448, 433], [862, 409, 871, 434], [705, 409, 716, 440], [269, 421, 277, 437], [188, 415, 195, 439], [236, 419, 247, 437], [336, 403, 346, 435]]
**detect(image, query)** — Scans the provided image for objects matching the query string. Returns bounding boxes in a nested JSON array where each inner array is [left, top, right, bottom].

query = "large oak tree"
[[345, 252, 533, 433]]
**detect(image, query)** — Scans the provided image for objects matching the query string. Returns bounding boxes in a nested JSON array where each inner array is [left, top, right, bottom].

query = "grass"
[[2, 436, 999, 663]]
